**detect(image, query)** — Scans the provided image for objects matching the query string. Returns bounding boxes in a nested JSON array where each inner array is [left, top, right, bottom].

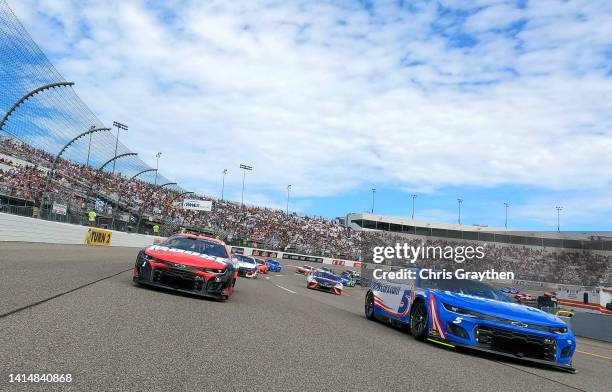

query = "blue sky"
[[7, 0, 612, 230]]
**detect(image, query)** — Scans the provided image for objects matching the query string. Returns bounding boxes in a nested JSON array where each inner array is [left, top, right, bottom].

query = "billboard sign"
[[182, 199, 212, 211]]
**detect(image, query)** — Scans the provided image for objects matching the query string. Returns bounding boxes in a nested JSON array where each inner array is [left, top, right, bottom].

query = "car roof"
[[173, 233, 225, 244]]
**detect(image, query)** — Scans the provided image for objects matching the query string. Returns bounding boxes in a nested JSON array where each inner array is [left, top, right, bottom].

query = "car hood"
[[238, 261, 257, 269], [435, 291, 566, 327], [313, 276, 341, 286], [144, 245, 228, 269]]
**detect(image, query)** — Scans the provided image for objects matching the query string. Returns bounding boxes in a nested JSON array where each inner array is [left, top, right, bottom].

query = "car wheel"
[[365, 291, 375, 320], [409, 299, 428, 341]]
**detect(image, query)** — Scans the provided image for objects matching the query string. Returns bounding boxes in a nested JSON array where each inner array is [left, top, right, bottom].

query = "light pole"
[[111, 121, 128, 174], [286, 184, 292, 217], [221, 169, 227, 201], [556, 206, 563, 232], [154, 152, 162, 186], [371, 188, 376, 214], [504, 202, 510, 230], [239, 164, 253, 205], [411, 194, 417, 220], [457, 198, 463, 225], [85, 125, 95, 167]]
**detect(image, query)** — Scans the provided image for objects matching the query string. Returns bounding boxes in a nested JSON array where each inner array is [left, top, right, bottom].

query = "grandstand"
[[348, 213, 611, 287]]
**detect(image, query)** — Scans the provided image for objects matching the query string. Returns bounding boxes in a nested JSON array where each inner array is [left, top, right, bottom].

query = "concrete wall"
[[0, 212, 163, 248], [568, 312, 612, 343], [227, 245, 359, 268]]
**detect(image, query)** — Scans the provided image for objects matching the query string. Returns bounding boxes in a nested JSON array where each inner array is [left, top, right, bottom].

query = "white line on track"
[[275, 284, 296, 294]]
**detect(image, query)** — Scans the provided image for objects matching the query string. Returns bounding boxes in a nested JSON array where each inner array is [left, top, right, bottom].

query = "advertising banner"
[[282, 253, 323, 263], [182, 199, 212, 211], [51, 202, 67, 215], [252, 250, 279, 258]]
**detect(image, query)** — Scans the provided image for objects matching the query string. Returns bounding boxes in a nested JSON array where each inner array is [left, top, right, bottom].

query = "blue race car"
[[365, 270, 575, 372], [266, 259, 282, 272], [501, 286, 520, 294], [340, 272, 355, 287]]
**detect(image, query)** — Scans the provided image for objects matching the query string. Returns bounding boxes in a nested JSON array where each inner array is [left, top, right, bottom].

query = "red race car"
[[254, 257, 268, 274], [295, 265, 315, 275], [514, 293, 536, 303], [133, 234, 238, 300]]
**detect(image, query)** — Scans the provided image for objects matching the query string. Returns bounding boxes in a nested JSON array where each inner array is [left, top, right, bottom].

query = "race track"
[[1, 243, 611, 392]]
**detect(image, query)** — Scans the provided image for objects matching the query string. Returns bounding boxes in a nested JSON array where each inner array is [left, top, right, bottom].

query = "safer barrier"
[[0, 212, 163, 248], [85, 227, 112, 246], [568, 312, 612, 342], [229, 246, 358, 268]]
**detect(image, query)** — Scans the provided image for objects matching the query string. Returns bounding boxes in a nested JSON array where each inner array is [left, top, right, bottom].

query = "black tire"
[[409, 299, 428, 341], [365, 291, 375, 320]]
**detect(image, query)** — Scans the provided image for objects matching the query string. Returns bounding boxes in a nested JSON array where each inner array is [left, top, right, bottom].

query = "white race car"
[[234, 255, 258, 278]]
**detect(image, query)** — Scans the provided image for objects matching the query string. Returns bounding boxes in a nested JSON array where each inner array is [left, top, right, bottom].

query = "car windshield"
[[419, 276, 513, 302], [235, 255, 255, 263], [315, 271, 340, 281], [162, 236, 228, 258]]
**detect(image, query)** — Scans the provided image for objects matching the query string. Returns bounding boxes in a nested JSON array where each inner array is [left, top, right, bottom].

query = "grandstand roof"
[[346, 213, 611, 241]]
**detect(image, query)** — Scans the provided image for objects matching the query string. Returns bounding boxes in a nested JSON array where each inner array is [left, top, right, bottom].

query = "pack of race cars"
[[133, 234, 576, 372], [133, 233, 357, 299]]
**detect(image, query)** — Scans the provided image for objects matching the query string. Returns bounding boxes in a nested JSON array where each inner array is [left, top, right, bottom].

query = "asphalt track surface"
[[1, 243, 611, 392]]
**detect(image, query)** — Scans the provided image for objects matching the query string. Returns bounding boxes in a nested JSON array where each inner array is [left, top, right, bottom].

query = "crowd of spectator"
[[1, 135, 610, 286], [361, 231, 611, 286], [0, 136, 361, 258]]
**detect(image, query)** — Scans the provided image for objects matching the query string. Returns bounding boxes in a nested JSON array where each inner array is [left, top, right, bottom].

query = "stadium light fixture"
[[286, 184, 292, 217], [371, 188, 376, 214], [111, 121, 128, 174], [556, 206, 563, 232], [411, 194, 417, 220], [504, 202, 510, 230], [457, 198, 464, 225], [221, 169, 228, 201], [239, 164, 253, 206], [152, 152, 162, 186]]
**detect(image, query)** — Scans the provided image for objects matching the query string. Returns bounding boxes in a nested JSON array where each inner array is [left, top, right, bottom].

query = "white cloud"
[[7, 0, 612, 214]]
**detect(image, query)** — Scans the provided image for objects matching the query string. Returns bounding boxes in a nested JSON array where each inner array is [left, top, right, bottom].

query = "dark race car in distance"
[[340, 271, 355, 287], [501, 287, 520, 294], [307, 270, 343, 295], [133, 234, 237, 300]]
